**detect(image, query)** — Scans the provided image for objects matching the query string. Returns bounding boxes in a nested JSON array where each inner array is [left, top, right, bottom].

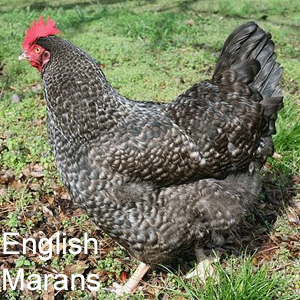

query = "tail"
[[213, 22, 284, 169]]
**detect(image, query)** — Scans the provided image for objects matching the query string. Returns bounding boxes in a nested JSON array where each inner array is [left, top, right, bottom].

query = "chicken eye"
[[35, 47, 41, 53]]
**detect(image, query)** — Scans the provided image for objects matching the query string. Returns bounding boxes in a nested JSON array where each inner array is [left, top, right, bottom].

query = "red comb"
[[23, 15, 60, 51]]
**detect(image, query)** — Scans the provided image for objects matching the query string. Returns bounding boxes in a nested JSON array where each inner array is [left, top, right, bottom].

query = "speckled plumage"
[[36, 22, 283, 264]]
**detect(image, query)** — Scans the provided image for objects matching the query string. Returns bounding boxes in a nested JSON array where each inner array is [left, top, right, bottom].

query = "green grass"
[[272, 99, 300, 173], [0, 0, 300, 299], [163, 256, 290, 300]]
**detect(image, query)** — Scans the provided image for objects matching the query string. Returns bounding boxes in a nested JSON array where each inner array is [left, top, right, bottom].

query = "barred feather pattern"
[[37, 22, 282, 264]]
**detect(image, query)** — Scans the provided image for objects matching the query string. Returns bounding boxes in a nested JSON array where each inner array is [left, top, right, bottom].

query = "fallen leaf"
[[78, 251, 89, 260], [294, 202, 300, 217], [0, 169, 14, 185], [32, 118, 44, 126], [42, 206, 59, 224], [119, 270, 128, 283], [31, 171, 44, 179], [0, 187, 6, 197], [64, 260, 89, 276], [273, 152, 282, 159], [32, 83, 42, 93], [11, 94, 21, 103], [10, 180, 25, 190], [33, 164, 44, 172], [186, 19, 194, 26], [44, 195, 55, 205], [286, 210, 299, 225], [144, 286, 161, 297], [28, 183, 42, 192], [20, 280, 40, 299], [175, 77, 185, 84], [43, 283, 55, 300]]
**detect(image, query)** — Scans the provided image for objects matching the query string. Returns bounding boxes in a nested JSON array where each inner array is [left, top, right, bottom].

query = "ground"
[[0, 0, 300, 299]]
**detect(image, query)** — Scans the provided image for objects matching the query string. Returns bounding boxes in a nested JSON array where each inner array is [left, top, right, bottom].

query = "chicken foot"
[[186, 248, 218, 281], [112, 262, 150, 296]]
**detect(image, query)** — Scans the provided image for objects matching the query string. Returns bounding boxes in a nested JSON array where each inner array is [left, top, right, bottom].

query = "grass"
[[0, 0, 299, 299], [163, 256, 289, 300]]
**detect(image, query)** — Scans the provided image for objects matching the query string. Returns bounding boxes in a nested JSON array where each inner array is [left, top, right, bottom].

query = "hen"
[[20, 16, 283, 294]]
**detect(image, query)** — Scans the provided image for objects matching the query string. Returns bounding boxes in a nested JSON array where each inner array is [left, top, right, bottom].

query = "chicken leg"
[[112, 262, 150, 296], [186, 248, 218, 280]]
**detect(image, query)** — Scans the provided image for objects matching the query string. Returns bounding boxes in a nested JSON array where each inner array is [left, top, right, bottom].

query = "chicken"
[[19, 16, 283, 294]]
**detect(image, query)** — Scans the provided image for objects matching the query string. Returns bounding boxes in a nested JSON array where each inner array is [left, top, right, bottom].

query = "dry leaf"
[[186, 19, 194, 26], [286, 210, 299, 225], [42, 206, 59, 224], [64, 260, 89, 276], [0, 187, 6, 197], [31, 171, 44, 179], [294, 202, 300, 217], [43, 283, 55, 300], [0, 169, 14, 185], [28, 183, 42, 192], [44, 195, 55, 205], [119, 270, 128, 283], [10, 180, 25, 190]]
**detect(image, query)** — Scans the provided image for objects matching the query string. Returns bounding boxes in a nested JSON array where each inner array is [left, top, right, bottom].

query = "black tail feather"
[[213, 22, 284, 168]]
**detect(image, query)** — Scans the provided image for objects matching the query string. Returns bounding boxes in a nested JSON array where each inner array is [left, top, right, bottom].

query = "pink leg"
[[112, 262, 150, 296]]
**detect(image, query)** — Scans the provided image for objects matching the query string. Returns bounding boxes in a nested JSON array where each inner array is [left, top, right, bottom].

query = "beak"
[[18, 51, 28, 60]]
